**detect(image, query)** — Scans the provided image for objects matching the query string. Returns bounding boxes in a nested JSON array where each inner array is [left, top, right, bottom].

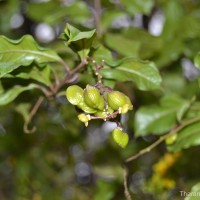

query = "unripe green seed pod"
[[66, 85, 84, 105], [120, 104, 130, 114], [112, 128, 129, 148], [124, 95, 133, 110], [97, 96, 105, 110], [107, 91, 127, 110], [165, 133, 177, 145], [77, 101, 97, 114], [78, 113, 89, 123], [84, 85, 101, 109], [95, 110, 108, 118]]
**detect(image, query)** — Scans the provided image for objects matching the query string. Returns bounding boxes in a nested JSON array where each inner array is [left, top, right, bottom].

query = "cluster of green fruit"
[[66, 84, 133, 148]]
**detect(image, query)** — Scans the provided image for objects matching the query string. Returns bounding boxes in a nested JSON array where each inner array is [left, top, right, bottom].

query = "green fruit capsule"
[[124, 95, 133, 110], [112, 128, 129, 148], [84, 85, 101, 109], [165, 133, 177, 145], [78, 113, 90, 123], [97, 96, 105, 110], [66, 85, 84, 105], [77, 101, 97, 114], [107, 91, 127, 110]]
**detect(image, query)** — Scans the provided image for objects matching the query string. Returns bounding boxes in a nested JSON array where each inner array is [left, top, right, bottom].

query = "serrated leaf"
[[0, 35, 62, 77], [0, 84, 38, 106], [168, 122, 200, 152], [100, 59, 162, 90], [134, 95, 190, 137]]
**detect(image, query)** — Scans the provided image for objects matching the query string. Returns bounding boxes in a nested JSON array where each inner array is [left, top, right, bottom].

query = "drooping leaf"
[[134, 95, 190, 137], [4, 65, 52, 86], [62, 23, 96, 60], [0, 84, 38, 106], [0, 35, 62, 77], [100, 59, 162, 90], [167, 122, 200, 152]]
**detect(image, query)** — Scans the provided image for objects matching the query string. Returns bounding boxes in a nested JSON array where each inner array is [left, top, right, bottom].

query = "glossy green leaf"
[[0, 35, 62, 77], [134, 95, 190, 137], [63, 24, 96, 60], [4, 65, 52, 85], [168, 122, 200, 152], [185, 182, 200, 200], [100, 59, 162, 90], [0, 84, 38, 106]]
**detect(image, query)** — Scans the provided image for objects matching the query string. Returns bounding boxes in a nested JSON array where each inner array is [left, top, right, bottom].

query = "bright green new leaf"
[[0, 35, 62, 77], [0, 84, 38, 106], [100, 59, 162, 90], [63, 24, 96, 60], [168, 122, 200, 152]]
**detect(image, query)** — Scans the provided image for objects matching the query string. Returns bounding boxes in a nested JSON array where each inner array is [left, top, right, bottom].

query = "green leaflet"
[[0, 35, 62, 77], [100, 59, 162, 90], [0, 84, 38, 106]]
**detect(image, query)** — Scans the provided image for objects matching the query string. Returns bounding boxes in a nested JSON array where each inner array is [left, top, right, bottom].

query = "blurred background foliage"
[[1, 0, 200, 200]]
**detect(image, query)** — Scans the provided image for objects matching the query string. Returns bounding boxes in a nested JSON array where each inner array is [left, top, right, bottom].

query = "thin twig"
[[23, 96, 44, 133], [125, 116, 200, 163], [124, 167, 132, 200], [94, 0, 102, 36]]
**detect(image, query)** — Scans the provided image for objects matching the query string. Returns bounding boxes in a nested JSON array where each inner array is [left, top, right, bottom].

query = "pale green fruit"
[[124, 95, 133, 110], [78, 113, 89, 123], [84, 85, 101, 109], [165, 134, 177, 145], [112, 128, 129, 148], [77, 101, 97, 114], [120, 104, 130, 114], [66, 85, 84, 105], [97, 96, 105, 110], [107, 91, 127, 110]]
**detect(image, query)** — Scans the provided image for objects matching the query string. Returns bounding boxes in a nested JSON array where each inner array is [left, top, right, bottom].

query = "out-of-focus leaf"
[[100, 59, 162, 90], [26, 1, 90, 25], [134, 95, 190, 137], [168, 122, 200, 152], [0, 35, 62, 77], [185, 182, 200, 200], [5, 65, 52, 86], [194, 52, 200, 69], [120, 0, 154, 15], [15, 103, 32, 123], [0, 84, 38, 106], [105, 33, 140, 57], [94, 179, 117, 200], [63, 24, 96, 60]]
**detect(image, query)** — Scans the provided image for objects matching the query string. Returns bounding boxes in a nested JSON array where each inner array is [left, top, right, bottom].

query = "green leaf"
[[0, 84, 38, 106], [5, 65, 52, 86], [194, 52, 200, 69], [120, 0, 154, 15], [100, 59, 162, 90], [134, 95, 190, 137], [105, 33, 140, 57], [63, 23, 96, 60], [185, 182, 200, 200], [0, 35, 62, 77], [168, 122, 200, 152]]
